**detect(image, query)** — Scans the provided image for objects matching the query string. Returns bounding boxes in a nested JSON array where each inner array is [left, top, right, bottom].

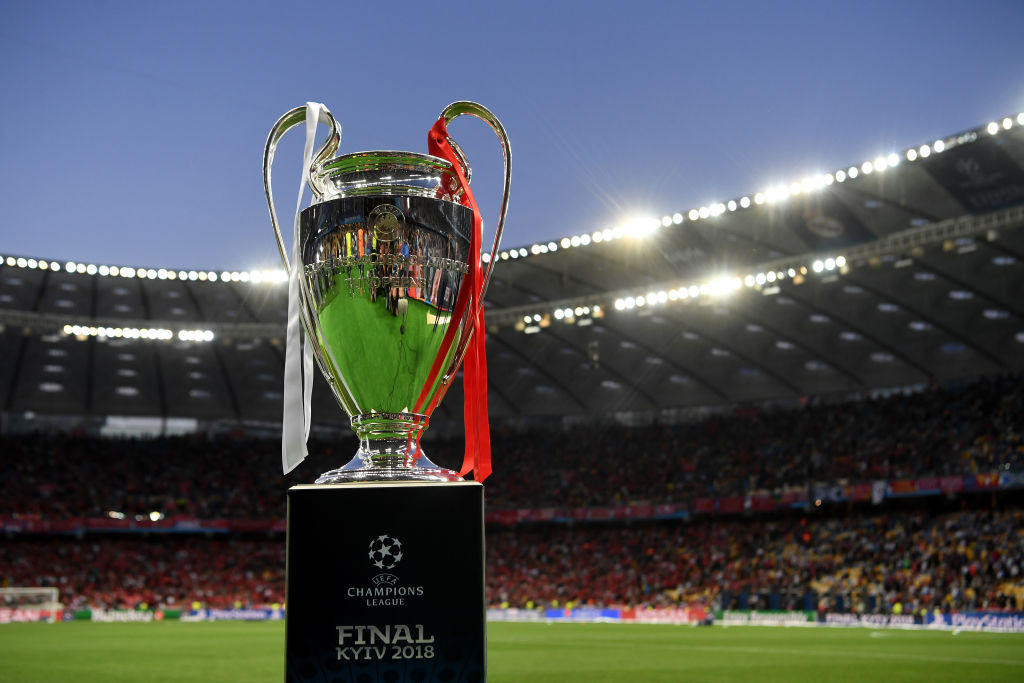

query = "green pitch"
[[1, 621, 1022, 682]]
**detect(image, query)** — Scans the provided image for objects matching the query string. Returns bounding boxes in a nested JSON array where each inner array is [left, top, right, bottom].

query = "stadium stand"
[[2, 112, 1024, 620]]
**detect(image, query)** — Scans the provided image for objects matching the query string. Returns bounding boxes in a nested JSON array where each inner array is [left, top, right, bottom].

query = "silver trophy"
[[263, 102, 509, 483]]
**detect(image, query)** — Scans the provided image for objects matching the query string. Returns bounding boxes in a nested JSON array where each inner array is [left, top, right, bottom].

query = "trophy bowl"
[[264, 102, 509, 483]]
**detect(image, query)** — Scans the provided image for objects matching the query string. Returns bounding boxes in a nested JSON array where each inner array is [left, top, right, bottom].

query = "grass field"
[[1, 621, 1022, 682]]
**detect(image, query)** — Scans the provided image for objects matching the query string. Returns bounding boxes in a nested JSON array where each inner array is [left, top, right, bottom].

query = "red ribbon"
[[411, 117, 491, 481]]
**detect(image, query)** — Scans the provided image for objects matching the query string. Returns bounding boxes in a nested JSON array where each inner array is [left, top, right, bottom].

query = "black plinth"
[[285, 482, 486, 683]]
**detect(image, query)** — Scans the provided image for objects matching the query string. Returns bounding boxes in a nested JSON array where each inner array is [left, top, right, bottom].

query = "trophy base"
[[285, 482, 486, 682], [315, 450, 462, 484]]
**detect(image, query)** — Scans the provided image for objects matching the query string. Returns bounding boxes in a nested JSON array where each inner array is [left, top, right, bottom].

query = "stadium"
[[2, 100, 1023, 682]]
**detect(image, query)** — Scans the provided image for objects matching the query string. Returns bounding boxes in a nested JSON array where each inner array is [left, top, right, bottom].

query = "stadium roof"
[[2, 114, 1024, 428]]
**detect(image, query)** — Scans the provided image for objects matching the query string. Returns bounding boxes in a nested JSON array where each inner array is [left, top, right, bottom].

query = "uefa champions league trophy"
[[266, 102, 508, 682], [263, 101, 509, 484]]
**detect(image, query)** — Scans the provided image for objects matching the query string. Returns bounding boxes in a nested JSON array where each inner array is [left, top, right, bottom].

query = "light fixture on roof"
[[987, 121, 999, 135], [672, 213, 683, 223], [933, 139, 945, 153], [835, 170, 846, 182], [739, 196, 751, 208]]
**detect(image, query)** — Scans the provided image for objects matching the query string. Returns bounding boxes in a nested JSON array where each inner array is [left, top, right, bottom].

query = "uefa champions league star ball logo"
[[369, 535, 403, 570]]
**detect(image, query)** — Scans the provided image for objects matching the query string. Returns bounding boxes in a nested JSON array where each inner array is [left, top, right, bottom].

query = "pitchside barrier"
[[10, 607, 1023, 634], [484, 608, 1024, 634]]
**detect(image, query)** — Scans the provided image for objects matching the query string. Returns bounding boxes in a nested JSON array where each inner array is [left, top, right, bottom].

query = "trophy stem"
[[314, 412, 462, 483]]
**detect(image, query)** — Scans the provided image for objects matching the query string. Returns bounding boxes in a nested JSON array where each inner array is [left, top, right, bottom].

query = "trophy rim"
[[314, 150, 454, 176]]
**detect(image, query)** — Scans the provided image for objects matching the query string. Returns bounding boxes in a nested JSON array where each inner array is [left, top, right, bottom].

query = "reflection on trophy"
[[263, 101, 510, 483]]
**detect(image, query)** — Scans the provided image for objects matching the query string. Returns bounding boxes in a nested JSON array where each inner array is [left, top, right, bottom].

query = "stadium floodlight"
[[825, 257, 836, 270], [789, 182, 801, 196], [560, 237, 570, 248], [688, 209, 699, 220], [744, 274, 755, 287], [519, 247, 528, 256], [873, 156, 887, 172], [847, 166, 859, 179], [812, 260, 824, 273], [16, 257, 27, 268], [887, 153, 899, 167], [669, 288, 679, 300], [698, 206, 710, 219], [823, 173, 834, 186], [835, 170, 846, 182], [635, 296, 646, 307], [577, 236, 589, 248], [555, 308, 565, 318], [919, 144, 931, 158], [65, 261, 76, 273], [861, 161, 874, 174], [906, 148, 918, 161], [766, 271, 776, 283], [672, 213, 683, 224], [39, 260, 49, 270], [661, 215, 672, 227], [569, 236, 580, 247], [740, 196, 751, 208], [933, 139, 945, 153], [987, 121, 999, 135], [788, 268, 796, 277], [835, 255, 847, 268]]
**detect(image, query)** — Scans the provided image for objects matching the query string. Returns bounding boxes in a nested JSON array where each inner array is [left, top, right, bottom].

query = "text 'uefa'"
[[335, 624, 435, 661]]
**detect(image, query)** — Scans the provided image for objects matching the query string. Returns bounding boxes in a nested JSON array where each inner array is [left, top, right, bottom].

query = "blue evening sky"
[[1, 0, 1022, 271]]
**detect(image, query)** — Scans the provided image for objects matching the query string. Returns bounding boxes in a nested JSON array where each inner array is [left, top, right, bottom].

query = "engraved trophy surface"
[[263, 102, 509, 483]]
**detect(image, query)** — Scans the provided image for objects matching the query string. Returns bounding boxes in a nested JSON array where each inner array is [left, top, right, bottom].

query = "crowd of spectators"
[[2, 508, 1021, 614], [487, 508, 1024, 615], [1, 536, 284, 612], [1, 373, 1020, 519]]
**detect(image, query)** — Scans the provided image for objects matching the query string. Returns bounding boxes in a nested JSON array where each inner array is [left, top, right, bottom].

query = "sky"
[[1, 0, 1023, 272]]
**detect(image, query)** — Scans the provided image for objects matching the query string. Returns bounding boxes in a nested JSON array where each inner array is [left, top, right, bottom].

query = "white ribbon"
[[282, 102, 324, 474]]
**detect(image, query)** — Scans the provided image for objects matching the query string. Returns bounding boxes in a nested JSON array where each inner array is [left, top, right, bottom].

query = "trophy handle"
[[263, 105, 341, 269], [439, 101, 511, 305]]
